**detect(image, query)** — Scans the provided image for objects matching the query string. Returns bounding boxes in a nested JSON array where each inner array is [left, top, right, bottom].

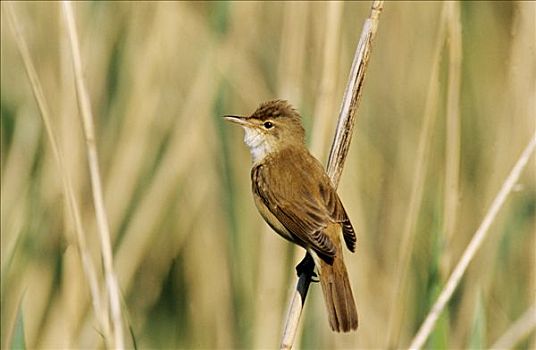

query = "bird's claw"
[[295, 253, 317, 282]]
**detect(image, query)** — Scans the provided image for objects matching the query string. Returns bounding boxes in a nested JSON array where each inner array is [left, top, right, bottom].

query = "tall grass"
[[1, 2, 535, 349]]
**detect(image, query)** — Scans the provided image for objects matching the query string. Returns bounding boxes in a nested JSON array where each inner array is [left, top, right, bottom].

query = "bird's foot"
[[295, 253, 318, 282]]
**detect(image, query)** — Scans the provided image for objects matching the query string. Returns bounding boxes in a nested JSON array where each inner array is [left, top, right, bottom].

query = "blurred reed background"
[[1, 1, 535, 349]]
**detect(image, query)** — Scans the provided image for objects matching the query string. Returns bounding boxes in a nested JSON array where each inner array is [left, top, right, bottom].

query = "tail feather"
[[316, 249, 358, 332]]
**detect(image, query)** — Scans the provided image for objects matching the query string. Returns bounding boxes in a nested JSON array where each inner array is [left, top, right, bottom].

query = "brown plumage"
[[225, 99, 358, 332], [252, 146, 358, 332]]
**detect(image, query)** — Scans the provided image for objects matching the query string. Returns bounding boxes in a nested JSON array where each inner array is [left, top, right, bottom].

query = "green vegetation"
[[1, 2, 534, 349]]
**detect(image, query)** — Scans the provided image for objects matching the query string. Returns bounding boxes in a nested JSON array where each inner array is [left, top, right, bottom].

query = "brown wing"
[[319, 175, 357, 252], [252, 162, 336, 259], [252, 147, 356, 258]]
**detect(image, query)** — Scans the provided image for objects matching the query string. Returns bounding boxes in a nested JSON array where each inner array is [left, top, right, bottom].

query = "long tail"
[[312, 224, 358, 332], [317, 253, 358, 332]]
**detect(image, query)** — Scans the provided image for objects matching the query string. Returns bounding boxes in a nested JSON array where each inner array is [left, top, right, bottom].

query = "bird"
[[224, 99, 358, 332]]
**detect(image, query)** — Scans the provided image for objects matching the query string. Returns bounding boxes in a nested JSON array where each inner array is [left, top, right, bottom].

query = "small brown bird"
[[224, 99, 358, 332]]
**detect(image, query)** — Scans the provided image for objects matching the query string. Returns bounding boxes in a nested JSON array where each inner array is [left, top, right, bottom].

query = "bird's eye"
[[264, 121, 274, 129]]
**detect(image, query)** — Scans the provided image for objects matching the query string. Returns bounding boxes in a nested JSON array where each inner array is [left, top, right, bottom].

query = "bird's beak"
[[223, 115, 251, 126]]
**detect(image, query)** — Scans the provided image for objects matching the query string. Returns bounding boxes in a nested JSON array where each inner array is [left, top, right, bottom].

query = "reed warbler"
[[224, 99, 358, 332]]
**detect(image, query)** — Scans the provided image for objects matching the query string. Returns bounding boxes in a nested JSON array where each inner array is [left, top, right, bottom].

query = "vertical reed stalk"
[[277, 1, 308, 105], [61, 2, 125, 348], [310, 1, 344, 160], [280, 2, 384, 349], [325, 0, 383, 187], [440, 1, 462, 278], [385, 5, 448, 347], [3, 1, 107, 343]]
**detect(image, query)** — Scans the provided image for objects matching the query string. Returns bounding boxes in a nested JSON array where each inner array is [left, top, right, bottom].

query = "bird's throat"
[[243, 127, 275, 163]]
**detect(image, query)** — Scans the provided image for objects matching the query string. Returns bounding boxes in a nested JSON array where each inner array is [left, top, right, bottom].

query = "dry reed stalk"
[[112, 32, 237, 342], [277, 1, 308, 106], [110, 2, 218, 289], [490, 304, 536, 349], [61, 2, 125, 348], [3, 1, 107, 343], [409, 133, 536, 349], [310, 1, 344, 160], [325, 0, 383, 187], [103, 4, 171, 235], [385, 4, 449, 346], [440, 1, 462, 278], [280, 2, 384, 349]]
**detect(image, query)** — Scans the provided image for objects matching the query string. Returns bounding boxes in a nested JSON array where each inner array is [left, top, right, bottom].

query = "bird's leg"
[[295, 252, 318, 282]]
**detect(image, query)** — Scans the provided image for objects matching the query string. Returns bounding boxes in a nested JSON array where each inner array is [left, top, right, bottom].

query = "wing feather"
[[253, 163, 335, 257], [319, 178, 357, 252], [252, 147, 356, 258]]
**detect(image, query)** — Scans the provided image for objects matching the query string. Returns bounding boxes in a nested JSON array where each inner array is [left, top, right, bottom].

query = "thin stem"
[[386, 3, 447, 347], [61, 2, 125, 348], [3, 1, 107, 341], [310, 1, 344, 160], [326, 0, 384, 187], [279, 2, 384, 349], [440, 0, 462, 278], [385, 5, 449, 346], [408, 133, 536, 350], [277, 1, 308, 106], [490, 304, 536, 349]]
